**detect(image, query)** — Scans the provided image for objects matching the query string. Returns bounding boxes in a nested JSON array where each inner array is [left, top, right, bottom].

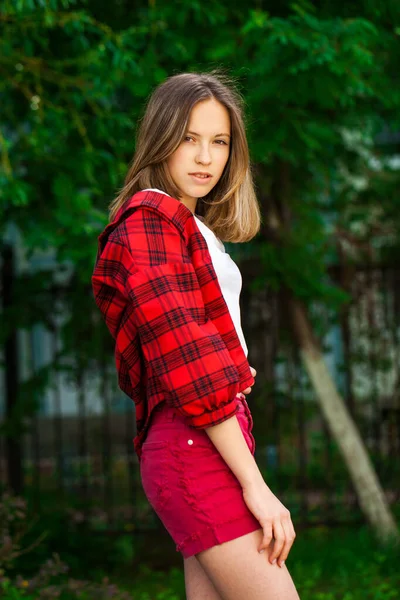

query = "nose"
[[196, 143, 212, 165]]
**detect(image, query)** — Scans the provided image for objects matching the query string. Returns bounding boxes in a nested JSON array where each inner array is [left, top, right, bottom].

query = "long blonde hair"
[[109, 70, 261, 243]]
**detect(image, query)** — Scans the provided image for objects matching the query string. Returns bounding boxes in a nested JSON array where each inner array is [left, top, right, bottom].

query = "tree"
[[235, 4, 400, 542], [1, 0, 399, 540]]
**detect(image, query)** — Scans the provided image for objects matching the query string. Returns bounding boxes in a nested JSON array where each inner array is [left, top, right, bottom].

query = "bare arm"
[[204, 367, 264, 488], [204, 397, 297, 570], [204, 414, 265, 489]]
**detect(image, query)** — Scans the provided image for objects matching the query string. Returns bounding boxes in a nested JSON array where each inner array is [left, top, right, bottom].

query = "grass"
[[121, 522, 400, 599], [288, 524, 400, 599], [3, 488, 400, 599]]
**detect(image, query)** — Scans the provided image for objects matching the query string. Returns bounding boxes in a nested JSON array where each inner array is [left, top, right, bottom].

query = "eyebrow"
[[186, 130, 231, 138]]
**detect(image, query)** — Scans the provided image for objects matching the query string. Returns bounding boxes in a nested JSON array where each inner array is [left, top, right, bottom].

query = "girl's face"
[[166, 98, 231, 214]]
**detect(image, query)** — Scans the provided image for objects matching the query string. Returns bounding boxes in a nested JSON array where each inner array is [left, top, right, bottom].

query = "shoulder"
[[108, 207, 190, 268], [110, 206, 184, 245]]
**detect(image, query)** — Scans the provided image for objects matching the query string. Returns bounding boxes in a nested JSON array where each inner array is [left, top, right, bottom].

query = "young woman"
[[92, 71, 299, 600]]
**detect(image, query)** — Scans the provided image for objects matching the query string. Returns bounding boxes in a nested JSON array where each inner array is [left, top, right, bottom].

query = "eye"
[[215, 139, 228, 145], [184, 136, 194, 142]]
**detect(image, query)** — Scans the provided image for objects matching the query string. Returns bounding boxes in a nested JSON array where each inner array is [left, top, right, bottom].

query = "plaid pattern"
[[92, 190, 255, 459]]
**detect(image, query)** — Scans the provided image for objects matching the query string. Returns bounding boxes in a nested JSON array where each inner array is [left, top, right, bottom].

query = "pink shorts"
[[139, 394, 261, 558]]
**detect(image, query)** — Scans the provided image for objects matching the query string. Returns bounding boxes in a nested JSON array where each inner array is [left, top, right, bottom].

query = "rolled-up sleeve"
[[125, 260, 240, 426], [93, 208, 241, 428]]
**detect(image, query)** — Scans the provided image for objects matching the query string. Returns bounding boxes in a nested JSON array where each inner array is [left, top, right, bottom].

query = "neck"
[[178, 197, 198, 215]]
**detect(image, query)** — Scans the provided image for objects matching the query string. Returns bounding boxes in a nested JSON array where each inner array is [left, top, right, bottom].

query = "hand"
[[241, 366, 257, 395], [242, 481, 296, 567]]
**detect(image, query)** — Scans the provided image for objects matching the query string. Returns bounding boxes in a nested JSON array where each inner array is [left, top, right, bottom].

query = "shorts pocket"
[[140, 439, 171, 516], [236, 398, 256, 455], [142, 439, 168, 451], [172, 427, 216, 458], [168, 427, 240, 502]]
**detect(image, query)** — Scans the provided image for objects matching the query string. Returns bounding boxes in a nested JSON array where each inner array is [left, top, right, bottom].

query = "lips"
[[189, 173, 213, 185], [189, 172, 212, 178]]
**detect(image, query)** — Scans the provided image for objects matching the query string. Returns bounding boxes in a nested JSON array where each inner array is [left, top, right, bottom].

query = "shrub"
[[0, 491, 132, 599]]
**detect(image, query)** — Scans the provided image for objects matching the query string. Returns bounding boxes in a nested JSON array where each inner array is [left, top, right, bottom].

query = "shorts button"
[[188, 439, 193, 445]]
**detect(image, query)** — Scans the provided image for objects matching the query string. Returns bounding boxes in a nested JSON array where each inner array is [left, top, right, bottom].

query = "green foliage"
[[0, 503, 181, 599], [290, 523, 400, 599], [0, 491, 135, 599], [2, 2, 400, 426], [242, 12, 380, 161], [2, 1, 400, 277], [2, 490, 400, 599], [1, 489, 134, 579], [129, 519, 400, 599]]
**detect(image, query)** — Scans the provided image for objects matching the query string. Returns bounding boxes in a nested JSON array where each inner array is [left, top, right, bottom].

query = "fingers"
[[276, 516, 296, 567], [241, 367, 256, 396], [242, 367, 256, 395], [258, 521, 273, 555], [267, 519, 285, 565], [259, 511, 296, 568]]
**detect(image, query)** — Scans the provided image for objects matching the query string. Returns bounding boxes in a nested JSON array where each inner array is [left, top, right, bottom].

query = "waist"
[[149, 393, 250, 428]]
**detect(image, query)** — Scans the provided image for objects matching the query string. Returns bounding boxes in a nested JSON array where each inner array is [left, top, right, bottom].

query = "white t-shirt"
[[141, 188, 248, 356]]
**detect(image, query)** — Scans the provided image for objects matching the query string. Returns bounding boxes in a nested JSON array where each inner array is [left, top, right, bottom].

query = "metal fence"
[[1, 244, 399, 535]]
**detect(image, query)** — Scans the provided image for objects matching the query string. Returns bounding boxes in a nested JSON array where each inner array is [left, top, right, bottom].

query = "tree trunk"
[[288, 296, 399, 543], [261, 159, 400, 543]]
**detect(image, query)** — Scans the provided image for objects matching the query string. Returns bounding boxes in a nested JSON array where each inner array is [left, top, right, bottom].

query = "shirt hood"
[[97, 190, 193, 258]]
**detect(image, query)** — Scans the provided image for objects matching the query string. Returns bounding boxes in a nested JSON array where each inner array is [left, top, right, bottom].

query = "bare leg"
[[195, 529, 300, 600], [184, 555, 223, 600]]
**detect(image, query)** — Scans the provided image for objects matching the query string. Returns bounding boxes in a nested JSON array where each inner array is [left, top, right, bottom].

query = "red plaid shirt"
[[92, 190, 254, 460]]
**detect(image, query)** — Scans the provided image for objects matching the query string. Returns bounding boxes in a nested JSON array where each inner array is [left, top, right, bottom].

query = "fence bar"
[[2, 244, 23, 494]]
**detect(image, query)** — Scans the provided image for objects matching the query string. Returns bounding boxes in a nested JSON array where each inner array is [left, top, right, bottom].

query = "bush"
[[0, 491, 132, 599]]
